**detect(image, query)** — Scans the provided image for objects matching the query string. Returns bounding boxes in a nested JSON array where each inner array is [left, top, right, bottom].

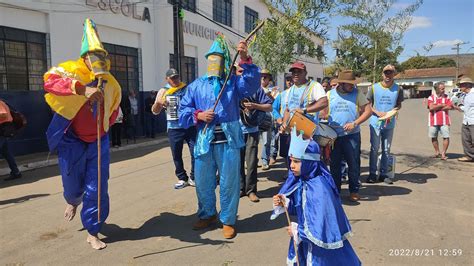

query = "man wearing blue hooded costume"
[[179, 35, 260, 239], [272, 127, 361, 265]]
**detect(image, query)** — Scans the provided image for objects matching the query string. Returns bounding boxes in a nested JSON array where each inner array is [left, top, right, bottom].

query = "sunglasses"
[[383, 70, 394, 75]]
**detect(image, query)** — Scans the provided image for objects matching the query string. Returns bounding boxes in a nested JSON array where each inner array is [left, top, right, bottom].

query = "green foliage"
[[400, 56, 456, 70], [249, 0, 334, 74], [334, 0, 423, 82]]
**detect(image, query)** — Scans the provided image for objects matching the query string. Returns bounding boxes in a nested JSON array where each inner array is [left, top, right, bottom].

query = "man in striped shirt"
[[427, 82, 453, 160]]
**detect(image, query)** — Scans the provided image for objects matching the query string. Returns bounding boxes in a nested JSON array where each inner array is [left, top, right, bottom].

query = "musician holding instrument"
[[43, 19, 121, 250], [239, 77, 273, 203], [326, 70, 372, 202], [152, 68, 197, 189], [277, 62, 327, 167], [179, 34, 260, 239]]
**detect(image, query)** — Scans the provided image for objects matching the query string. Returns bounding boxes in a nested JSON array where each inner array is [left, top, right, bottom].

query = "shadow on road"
[[341, 184, 412, 206], [0, 193, 50, 206], [0, 141, 168, 189], [237, 210, 287, 234], [396, 172, 437, 184], [101, 212, 231, 259]]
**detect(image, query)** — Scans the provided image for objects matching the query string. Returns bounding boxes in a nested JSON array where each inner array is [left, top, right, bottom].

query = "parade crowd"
[[1, 18, 473, 265]]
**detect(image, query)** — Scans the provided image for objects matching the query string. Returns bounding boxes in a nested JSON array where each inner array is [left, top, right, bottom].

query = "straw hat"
[[457, 77, 473, 86], [334, 70, 358, 85]]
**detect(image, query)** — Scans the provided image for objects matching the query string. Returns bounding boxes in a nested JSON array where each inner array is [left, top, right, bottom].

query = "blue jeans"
[[0, 137, 20, 176], [330, 132, 361, 193], [369, 126, 394, 176], [261, 125, 278, 165], [168, 127, 196, 181]]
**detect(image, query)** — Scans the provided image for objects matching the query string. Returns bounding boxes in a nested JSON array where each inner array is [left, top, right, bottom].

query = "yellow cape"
[[44, 58, 121, 131]]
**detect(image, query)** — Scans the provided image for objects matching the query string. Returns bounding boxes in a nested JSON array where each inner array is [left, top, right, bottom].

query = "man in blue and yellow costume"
[[179, 35, 260, 239], [43, 19, 121, 250]]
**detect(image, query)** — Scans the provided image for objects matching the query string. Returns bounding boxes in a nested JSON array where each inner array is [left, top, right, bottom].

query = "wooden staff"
[[96, 77, 104, 223], [202, 20, 265, 133], [281, 195, 300, 266]]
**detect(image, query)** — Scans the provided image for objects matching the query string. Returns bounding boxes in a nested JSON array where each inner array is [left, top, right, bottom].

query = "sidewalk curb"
[[0, 138, 169, 176]]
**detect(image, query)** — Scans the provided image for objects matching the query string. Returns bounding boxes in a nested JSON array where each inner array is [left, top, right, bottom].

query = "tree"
[[249, 0, 334, 75], [334, 0, 423, 82], [401, 56, 456, 70]]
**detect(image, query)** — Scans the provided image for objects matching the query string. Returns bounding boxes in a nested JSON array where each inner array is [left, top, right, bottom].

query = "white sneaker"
[[188, 179, 195, 187], [174, 180, 188, 189]]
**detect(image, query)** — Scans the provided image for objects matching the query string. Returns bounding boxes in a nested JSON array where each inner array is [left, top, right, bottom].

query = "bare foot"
[[64, 204, 77, 221], [87, 234, 107, 250]]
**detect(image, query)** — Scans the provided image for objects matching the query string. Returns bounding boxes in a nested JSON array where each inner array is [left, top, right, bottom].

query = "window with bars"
[[213, 0, 232, 27], [169, 54, 197, 84], [167, 0, 196, 12], [103, 43, 139, 93], [0, 26, 47, 91], [245, 7, 258, 33]]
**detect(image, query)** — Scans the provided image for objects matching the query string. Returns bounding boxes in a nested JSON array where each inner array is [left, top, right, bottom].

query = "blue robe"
[[46, 78, 112, 235], [179, 63, 260, 225], [271, 145, 361, 265]]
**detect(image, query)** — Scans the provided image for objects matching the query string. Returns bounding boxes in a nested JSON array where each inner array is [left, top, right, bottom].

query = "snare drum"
[[285, 111, 317, 139], [314, 123, 337, 147], [166, 95, 179, 120]]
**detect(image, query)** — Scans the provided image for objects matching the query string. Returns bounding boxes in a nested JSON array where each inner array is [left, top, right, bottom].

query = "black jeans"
[[0, 137, 20, 176], [145, 112, 156, 138], [111, 123, 122, 146], [168, 127, 197, 181], [240, 132, 259, 195]]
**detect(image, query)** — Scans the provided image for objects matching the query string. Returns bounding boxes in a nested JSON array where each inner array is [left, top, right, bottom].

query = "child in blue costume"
[[272, 127, 361, 265]]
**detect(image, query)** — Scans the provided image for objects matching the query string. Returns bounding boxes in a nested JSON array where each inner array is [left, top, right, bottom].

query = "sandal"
[[458, 156, 474, 162], [440, 155, 448, 160], [431, 154, 441, 158]]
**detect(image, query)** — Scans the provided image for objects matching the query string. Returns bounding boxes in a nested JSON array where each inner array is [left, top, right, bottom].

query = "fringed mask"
[[207, 54, 224, 78], [85, 51, 110, 76]]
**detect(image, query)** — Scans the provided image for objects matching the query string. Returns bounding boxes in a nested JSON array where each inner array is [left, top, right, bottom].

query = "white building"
[[0, 0, 324, 155]]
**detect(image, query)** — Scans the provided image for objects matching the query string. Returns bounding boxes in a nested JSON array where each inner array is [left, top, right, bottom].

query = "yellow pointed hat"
[[80, 18, 107, 57]]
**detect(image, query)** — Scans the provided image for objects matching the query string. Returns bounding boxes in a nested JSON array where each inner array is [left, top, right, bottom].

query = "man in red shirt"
[[427, 82, 453, 160]]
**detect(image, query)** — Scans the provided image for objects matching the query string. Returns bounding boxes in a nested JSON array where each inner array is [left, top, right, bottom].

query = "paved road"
[[0, 99, 472, 265]]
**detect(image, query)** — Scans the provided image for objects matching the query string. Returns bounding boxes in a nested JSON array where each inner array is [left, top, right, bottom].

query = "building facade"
[[0, 0, 324, 155]]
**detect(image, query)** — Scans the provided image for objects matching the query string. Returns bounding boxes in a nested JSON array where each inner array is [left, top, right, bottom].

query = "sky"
[[323, 0, 474, 64]]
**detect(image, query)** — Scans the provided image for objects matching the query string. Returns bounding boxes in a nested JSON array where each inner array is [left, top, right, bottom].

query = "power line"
[[192, 8, 245, 39]]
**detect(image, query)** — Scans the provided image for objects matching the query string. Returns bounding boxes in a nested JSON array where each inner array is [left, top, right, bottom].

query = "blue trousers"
[[57, 132, 110, 235], [330, 132, 361, 193], [195, 143, 240, 225]]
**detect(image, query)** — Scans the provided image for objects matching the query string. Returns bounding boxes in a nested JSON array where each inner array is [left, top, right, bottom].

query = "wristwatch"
[[303, 108, 307, 114]]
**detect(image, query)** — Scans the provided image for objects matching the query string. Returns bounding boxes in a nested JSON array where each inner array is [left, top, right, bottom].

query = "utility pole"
[[451, 41, 469, 84], [172, 0, 185, 81]]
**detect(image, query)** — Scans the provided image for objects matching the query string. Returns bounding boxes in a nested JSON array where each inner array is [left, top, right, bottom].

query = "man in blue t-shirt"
[[326, 70, 371, 202], [366, 65, 404, 184]]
